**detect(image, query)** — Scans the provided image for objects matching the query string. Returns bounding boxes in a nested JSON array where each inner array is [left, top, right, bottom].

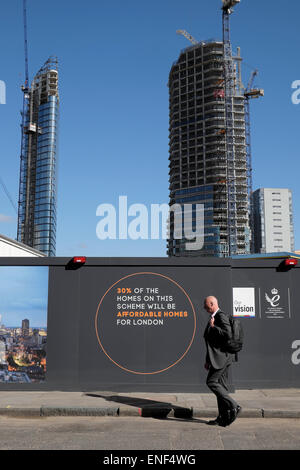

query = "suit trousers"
[[206, 359, 237, 417]]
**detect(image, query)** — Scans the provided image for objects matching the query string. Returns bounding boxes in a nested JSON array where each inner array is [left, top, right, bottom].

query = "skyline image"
[[0, 266, 48, 383], [0, 0, 299, 257]]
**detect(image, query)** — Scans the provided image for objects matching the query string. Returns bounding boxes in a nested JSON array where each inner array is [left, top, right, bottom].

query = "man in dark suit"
[[203, 295, 241, 426]]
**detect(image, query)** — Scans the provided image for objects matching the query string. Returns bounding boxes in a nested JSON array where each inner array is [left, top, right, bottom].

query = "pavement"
[[0, 388, 299, 419]]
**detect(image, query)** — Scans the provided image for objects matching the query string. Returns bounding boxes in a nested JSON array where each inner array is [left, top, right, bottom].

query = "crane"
[[23, 0, 29, 91], [17, 0, 32, 243], [243, 69, 264, 253], [176, 30, 198, 45], [221, 0, 240, 257]]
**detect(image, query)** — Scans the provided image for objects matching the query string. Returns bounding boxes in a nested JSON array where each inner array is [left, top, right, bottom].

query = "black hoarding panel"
[[0, 257, 299, 390]]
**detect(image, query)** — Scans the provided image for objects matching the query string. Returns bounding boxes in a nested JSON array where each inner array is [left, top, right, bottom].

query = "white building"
[[0, 234, 46, 257], [251, 188, 295, 253]]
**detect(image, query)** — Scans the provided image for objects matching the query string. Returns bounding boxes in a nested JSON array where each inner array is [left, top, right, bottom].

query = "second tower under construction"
[[167, 40, 250, 257]]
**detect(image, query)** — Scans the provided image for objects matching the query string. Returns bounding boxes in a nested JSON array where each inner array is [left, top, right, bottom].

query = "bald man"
[[203, 296, 241, 427]]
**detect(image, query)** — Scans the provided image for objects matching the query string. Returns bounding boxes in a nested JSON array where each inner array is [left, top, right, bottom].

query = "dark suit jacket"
[[204, 310, 233, 370]]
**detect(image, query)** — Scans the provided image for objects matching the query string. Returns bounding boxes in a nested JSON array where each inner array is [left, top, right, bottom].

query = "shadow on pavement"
[[84, 393, 206, 422]]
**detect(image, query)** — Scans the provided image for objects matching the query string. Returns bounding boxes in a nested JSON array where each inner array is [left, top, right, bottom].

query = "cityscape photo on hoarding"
[[0, 266, 48, 383]]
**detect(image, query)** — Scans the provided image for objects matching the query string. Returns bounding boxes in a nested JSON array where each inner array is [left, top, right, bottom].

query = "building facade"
[[251, 188, 295, 254], [17, 57, 59, 256], [167, 41, 250, 257], [22, 319, 30, 337]]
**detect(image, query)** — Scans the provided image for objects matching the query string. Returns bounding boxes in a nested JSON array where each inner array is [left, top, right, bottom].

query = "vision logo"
[[0, 81, 6, 104], [265, 288, 280, 307], [233, 300, 254, 315], [232, 287, 255, 318]]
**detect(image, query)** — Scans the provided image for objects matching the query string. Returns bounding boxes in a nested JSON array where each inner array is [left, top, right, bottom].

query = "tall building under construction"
[[17, 57, 59, 256], [167, 40, 250, 257]]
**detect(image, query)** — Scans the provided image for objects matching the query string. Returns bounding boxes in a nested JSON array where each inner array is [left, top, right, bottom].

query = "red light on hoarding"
[[284, 258, 298, 267], [72, 256, 86, 265]]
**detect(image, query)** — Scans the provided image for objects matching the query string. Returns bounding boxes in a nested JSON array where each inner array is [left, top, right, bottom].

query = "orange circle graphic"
[[94, 271, 197, 375]]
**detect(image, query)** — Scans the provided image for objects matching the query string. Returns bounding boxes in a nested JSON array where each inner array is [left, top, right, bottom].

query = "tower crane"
[[243, 69, 264, 252], [17, 0, 32, 242], [221, 0, 240, 257], [23, 0, 29, 92]]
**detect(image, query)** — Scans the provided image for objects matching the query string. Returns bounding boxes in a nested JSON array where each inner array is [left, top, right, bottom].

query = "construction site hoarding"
[[0, 256, 298, 391]]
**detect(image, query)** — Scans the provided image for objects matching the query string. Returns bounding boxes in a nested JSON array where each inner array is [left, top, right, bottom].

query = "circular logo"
[[95, 272, 196, 375]]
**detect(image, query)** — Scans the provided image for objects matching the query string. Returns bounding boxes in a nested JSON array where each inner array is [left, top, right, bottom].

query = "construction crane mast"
[[244, 69, 264, 252], [221, 0, 240, 256], [244, 69, 258, 204], [18, 0, 30, 241], [23, 0, 29, 91], [17, 0, 40, 245]]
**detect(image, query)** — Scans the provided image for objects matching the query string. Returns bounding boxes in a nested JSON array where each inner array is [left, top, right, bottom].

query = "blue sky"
[[0, 266, 48, 327], [0, 0, 299, 257]]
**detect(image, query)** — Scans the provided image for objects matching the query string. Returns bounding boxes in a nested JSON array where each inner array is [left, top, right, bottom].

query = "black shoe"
[[217, 415, 229, 427], [207, 417, 222, 426], [225, 405, 242, 426]]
